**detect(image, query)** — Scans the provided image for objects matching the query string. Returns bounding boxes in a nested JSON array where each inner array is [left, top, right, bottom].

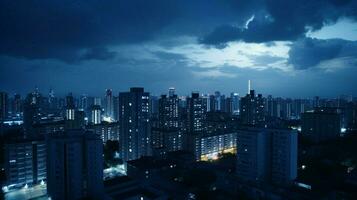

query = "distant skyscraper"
[[46, 130, 103, 200], [12, 93, 22, 116], [201, 94, 209, 112], [119, 87, 151, 161], [79, 94, 88, 111], [313, 96, 320, 108], [150, 95, 159, 115], [48, 89, 55, 104], [0, 91, 8, 121], [214, 91, 221, 111], [208, 94, 215, 112], [240, 88, 265, 125], [94, 97, 102, 106], [23, 92, 41, 138], [113, 95, 120, 121], [104, 89, 114, 119], [230, 92, 240, 115], [91, 105, 102, 125], [65, 93, 75, 120], [168, 87, 175, 97]]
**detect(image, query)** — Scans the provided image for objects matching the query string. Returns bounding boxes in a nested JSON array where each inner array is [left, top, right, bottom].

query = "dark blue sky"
[[1, 0, 357, 97]]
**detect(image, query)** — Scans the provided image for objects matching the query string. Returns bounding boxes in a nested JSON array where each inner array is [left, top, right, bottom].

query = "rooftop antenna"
[[248, 80, 251, 94]]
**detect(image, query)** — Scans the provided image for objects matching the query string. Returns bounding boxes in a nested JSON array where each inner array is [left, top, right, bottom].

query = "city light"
[[102, 116, 113, 123]]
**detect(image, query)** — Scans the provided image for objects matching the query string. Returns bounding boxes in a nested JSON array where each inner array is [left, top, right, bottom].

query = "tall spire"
[[248, 80, 251, 94]]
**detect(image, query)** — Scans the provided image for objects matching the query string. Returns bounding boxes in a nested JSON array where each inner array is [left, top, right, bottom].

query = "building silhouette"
[[119, 87, 151, 161], [46, 129, 103, 200]]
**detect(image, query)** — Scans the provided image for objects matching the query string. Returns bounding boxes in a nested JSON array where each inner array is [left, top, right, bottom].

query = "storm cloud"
[[1, 0, 357, 96], [200, 0, 357, 46], [288, 37, 357, 70]]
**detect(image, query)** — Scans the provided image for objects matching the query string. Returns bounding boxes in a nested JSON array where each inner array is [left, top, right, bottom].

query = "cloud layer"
[[1, 0, 357, 96]]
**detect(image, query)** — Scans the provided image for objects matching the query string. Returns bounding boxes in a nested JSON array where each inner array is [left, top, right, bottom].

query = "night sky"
[[1, 0, 357, 97]]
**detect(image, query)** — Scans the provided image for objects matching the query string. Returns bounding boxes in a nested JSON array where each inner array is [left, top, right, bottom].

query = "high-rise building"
[[214, 91, 221, 111], [48, 89, 56, 111], [185, 92, 206, 153], [301, 108, 341, 143], [113, 95, 120, 121], [94, 97, 102, 106], [12, 94, 22, 116], [104, 89, 114, 119], [46, 130, 103, 200], [168, 87, 175, 97], [346, 102, 357, 130], [152, 89, 183, 152], [236, 127, 297, 185], [23, 92, 41, 138], [4, 139, 46, 188], [270, 129, 298, 185], [240, 89, 265, 125], [208, 94, 215, 112], [0, 91, 8, 121], [159, 93, 179, 129], [91, 105, 102, 125], [119, 88, 151, 161], [230, 92, 240, 115], [187, 92, 206, 133], [65, 93, 75, 120], [79, 94, 88, 111], [201, 94, 209, 112], [150, 95, 159, 115]]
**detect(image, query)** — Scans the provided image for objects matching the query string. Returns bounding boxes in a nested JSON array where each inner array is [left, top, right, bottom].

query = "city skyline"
[[1, 1, 357, 199], [1, 1, 357, 97], [0, 83, 356, 99]]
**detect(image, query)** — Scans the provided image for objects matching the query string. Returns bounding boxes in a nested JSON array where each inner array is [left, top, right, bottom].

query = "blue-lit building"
[[104, 89, 114, 120], [88, 121, 120, 143], [23, 92, 41, 138], [119, 87, 151, 162], [230, 92, 240, 115], [65, 93, 75, 120], [4, 139, 46, 189], [91, 104, 102, 125]]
